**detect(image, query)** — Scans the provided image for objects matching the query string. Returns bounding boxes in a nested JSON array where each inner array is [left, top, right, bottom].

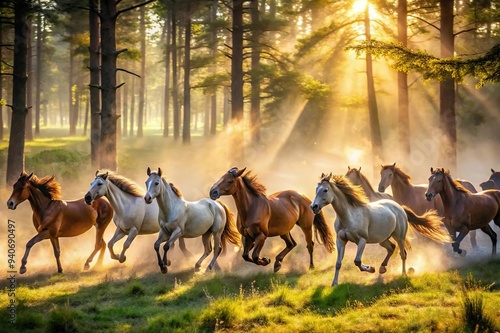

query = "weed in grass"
[[126, 280, 146, 296], [460, 282, 497, 333], [199, 297, 241, 331], [15, 310, 44, 331], [45, 305, 80, 333]]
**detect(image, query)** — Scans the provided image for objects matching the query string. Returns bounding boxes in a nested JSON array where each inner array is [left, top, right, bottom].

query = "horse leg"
[[354, 238, 375, 273], [241, 236, 255, 263], [274, 233, 297, 272], [469, 230, 478, 250], [178, 237, 194, 258], [154, 230, 168, 273], [453, 225, 469, 257], [49, 237, 63, 273], [197, 233, 213, 272], [480, 224, 497, 255], [332, 236, 347, 286], [107, 227, 127, 261], [163, 227, 182, 269], [119, 227, 138, 263], [20, 230, 51, 274], [84, 224, 107, 270], [251, 232, 271, 266], [378, 239, 396, 274], [207, 231, 223, 272], [298, 225, 315, 270]]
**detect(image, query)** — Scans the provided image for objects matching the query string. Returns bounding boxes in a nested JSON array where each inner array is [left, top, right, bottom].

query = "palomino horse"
[[209, 167, 335, 272], [84, 171, 190, 263], [378, 163, 479, 248], [345, 166, 393, 201], [144, 167, 241, 273], [480, 168, 500, 190], [311, 173, 451, 286], [425, 168, 500, 256], [6, 171, 113, 274]]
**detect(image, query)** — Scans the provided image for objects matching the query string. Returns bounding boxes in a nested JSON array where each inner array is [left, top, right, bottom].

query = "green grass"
[[0, 258, 499, 333]]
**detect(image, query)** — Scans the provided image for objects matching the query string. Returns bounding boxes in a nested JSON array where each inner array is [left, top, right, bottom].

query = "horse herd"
[[6, 164, 500, 286]]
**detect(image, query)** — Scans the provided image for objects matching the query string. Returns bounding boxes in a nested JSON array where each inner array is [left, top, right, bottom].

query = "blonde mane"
[[323, 174, 369, 207], [161, 177, 183, 198], [97, 171, 144, 197]]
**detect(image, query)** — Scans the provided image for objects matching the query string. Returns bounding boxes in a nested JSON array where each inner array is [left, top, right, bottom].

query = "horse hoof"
[[367, 266, 375, 273], [119, 256, 126, 263], [194, 265, 201, 272], [166, 260, 171, 266], [262, 258, 271, 266], [274, 262, 282, 272], [379, 266, 387, 274], [309, 264, 315, 270], [83, 264, 90, 271], [161, 267, 167, 274], [460, 249, 467, 257], [19, 267, 26, 274]]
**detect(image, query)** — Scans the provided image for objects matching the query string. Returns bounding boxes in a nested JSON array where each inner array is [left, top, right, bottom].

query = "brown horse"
[[6, 171, 114, 274], [425, 168, 500, 256], [209, 167, 335, 272], [480, 168, 500, 190], [378, 163, 479, 248], [345, 166, 393, 202]]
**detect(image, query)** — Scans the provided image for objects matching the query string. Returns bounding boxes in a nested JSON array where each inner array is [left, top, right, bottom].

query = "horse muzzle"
[[209, 188, 220, 200], [144, 194, 153, 204], [6, 199, 18, 210], [378, 184, 386, 193], [84, 192, 94, 205], [424, 192, 434, 201], [310, 203, 321, 215]]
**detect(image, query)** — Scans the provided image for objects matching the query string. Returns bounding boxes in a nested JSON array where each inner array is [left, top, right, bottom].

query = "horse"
[[425, 167, 500, 257], [209, 167, 335, 272], [84, 170, 190, 263], [480, 168, 500, 190], [378, 162, 479, 249], [345, 166, 393, 201], [311, 173, 451, 286], [6, 171, 114, 274], [144, 167, 241, 273]]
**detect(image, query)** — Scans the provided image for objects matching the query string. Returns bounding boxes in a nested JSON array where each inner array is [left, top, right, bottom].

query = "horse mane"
[[437, 169, 472, 194], [98, 171, 144, 197], [381, 164, 412, 185], [349, 168, 376, 193], [28, 173, 62, 200], [161, 177, 183, 198], [325, 174, 369, 207], [242, 171, 267, 196]]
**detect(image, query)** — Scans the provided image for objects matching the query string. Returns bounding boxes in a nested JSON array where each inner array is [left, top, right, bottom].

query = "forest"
[[0, 0, 500, 332]]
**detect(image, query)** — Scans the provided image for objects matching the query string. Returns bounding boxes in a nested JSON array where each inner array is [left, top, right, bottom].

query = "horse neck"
[[157, 179, 185, 220], [231, 178, 256, 217], [391, 173, 413, 199], [439, 175, 463, 208], [27, 185, 52, 216], [329, 185, 353, 220], [358, 173, 377, 198], [105, 181, 138, 212]]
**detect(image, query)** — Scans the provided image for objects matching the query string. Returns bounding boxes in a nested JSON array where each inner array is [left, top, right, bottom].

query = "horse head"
[[378, 163, 396, 192], [210, 167, 246, 200], [7, 171, 33, 210], [85, 171, 109, 205], [425, 167, 447, 201], [311, 173, 334, 214], [145, 167, 163, 204]]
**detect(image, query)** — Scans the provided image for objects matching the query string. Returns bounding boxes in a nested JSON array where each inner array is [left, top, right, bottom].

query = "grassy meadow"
[[0, 130, 499, 332]]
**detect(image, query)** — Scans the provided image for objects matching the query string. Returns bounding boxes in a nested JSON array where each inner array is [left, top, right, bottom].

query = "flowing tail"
[[218, 201, 242, 252], [403, 206, 452, 243], [313, 211, 335, 253]]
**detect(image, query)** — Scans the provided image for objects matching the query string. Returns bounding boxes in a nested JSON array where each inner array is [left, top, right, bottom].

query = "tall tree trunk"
[[130, 74, 135, 136], [122, 72, 129, 137], [25, 15, 33, 141], [397, 0, 410, 160], [163, 8, 171, 137], [209, 0, 217, 135], [0, 21, 3, 141], [35, 8, 42, 136], [439, 0, 456, 171], [182, 13, 191, 144], [364, 1, 383, 166], [100, 0, 118, 170], [69, 46, 76, 135], [6, 0, 30, 186], [172, 10, 180, 140], [137, 5, 146, 138], [89, 0, 101, 169], [231, 0, 244, 161], [250, 0, 261, 144]]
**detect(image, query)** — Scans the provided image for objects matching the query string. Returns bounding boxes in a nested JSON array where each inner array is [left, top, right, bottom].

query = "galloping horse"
[[144, 167, 241, 273], [378, 163, 479, 248], [345, 166, 393, 201], [480, 168, 500, 190], [85, 171, 190, 263], [209, 167, 335, 272], [311, 173, 451, 286], [7, 171, 113, 274], [425, 168, 500, 256]]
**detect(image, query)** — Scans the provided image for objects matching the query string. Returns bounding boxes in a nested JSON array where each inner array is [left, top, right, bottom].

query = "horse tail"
[[218, 201, 242, 252], [403, 206, 452, 243], [313, 211, 335, 253]]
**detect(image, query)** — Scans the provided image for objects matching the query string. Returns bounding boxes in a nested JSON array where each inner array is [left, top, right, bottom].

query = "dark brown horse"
[[480, 168, 500, 190], [425, 168, 500, 256], [209, 167, 335, 272], [378, 163, 479, 248], [7, 171, 114, 274]]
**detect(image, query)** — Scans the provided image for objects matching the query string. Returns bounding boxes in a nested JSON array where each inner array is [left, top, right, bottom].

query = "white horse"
[[144, 167, 241, 273], [310, 173, 450, 286], [84, 170, 190, 263]]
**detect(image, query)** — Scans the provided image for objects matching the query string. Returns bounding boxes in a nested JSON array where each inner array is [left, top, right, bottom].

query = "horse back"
[[267, 190, 312, 236], [464, 190, 500, 227], [56, 199, 98, 236]]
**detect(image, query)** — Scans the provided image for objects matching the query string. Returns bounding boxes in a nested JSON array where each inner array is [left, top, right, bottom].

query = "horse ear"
[[235, 167, 246, 177], [492, 168, 496, 173], [95, 170, 99, 177], [321, 172, 326, 178], [158, 168, 162, 177], [359, 166, 361, 171], [326, 172, 332, 181], [347, 166, 350, 171], [147, 167, 151, 176], [102, 172, 109, 180], [27, 172, 33, 179], [392, 162, 396, 167], [430, 167, 434, 173]]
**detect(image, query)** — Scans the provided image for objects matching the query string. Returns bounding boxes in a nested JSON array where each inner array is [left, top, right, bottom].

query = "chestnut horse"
[[311, 173, 451, 286], [425, 168, 500, 256], [6, 171, 114, 274], [345, 166, 393, 201], [209, 167, 335, 272], [480, 168, 500, 190], [378, 163, 479, 248]]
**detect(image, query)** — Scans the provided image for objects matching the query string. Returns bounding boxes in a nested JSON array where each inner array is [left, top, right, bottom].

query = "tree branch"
[[116, 0, 156, 18]]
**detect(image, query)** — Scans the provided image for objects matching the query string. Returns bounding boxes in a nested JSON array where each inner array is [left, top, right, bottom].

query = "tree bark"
[[6, 0, 30, 186], [397, 0, 410, 160], [209, 0, 217, 135], [182, 13, 191, 144], [231, 0, 244, 161], [35, 9, 42, 136], [163, 8, 171, 137], [89, 0, 101, 169], [172, 10, 180, 140], [25, 15, 33, 141], [250, 0, 261, 144], [137, 5, 146, 138]]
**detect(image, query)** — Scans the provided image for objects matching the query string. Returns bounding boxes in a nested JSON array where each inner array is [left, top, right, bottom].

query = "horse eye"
[[155, 182, 159, 186], [323, 189, 328, 193]]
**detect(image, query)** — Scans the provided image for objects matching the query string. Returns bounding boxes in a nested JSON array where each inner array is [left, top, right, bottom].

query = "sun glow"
[[350, 0, 380, 19]]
